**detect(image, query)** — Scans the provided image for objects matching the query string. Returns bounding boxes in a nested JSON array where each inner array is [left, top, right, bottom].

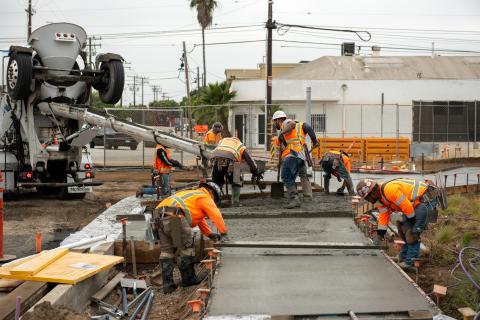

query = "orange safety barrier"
[[313, 137, 410, 163]]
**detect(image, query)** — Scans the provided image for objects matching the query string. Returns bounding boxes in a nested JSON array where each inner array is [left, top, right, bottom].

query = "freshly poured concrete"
[[225, 217, 369, 244], [208, 252, 435, 316]]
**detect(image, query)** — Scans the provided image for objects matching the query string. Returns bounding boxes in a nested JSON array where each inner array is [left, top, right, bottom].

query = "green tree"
[[193, 81, 236, 136], [90, 91, 113, 109], [188, 0, 217, 87], [149, 99, 179, 108]]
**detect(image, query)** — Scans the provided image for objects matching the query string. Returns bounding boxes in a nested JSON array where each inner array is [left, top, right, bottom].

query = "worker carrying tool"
[[211, 137, 261, 207], [152, 143, 185, 195], [356, 178, 442, 271], [272, 111, 319, 208], [154, 182, 227, 294], [320, 150, 355, 195], [203, 122, 223, 146]]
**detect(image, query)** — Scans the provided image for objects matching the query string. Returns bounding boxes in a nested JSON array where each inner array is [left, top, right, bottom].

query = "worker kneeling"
[[211, 137, 260, 207], [152, 143, 184, 195], [357, 178, 440, 271], [272, 111, 319, 208], [154, 182, 228, 293], [320, 150, 354, 195], [204, 122, 223, 146]]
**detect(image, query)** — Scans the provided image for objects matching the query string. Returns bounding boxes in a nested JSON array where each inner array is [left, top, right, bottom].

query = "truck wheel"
[[113, 146, 118, 150], [6, 52, 32, 100], [98, 60, 124, 105], [90, 142, 95, 148], [130, 145, 137, 150]]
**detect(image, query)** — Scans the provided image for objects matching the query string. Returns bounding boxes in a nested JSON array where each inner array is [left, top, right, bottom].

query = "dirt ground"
[[23, 301, 89, 320], [3, 169, 197, 257]]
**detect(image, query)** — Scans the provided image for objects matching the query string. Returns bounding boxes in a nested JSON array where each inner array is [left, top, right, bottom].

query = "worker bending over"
[[155, 182, 227, 293], [204, 122, 223, 146], [211, 137, 260, 206], [320, 150, 354, 195], [272, 111, 319, 208], [152, 144, 184, 195], [356, 178, 439, 271]]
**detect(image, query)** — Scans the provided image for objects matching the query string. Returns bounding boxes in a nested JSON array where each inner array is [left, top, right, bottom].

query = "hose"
[[458, 247, 480, 291]]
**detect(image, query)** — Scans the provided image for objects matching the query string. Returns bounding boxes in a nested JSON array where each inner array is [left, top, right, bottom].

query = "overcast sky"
[[1, 0, 480, 104]]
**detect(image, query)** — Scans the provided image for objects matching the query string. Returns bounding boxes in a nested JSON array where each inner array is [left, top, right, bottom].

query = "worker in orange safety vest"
[[155, 182, 227, 293], [272, 111, 319, 208], [356, 178, 439, 271], [203, 122, 223, 146], [211, 137, 260, 206], [152, 144, 184, 195], [320, 149, 354, 195]]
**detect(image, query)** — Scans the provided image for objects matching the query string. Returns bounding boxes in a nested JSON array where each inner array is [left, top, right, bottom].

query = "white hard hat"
[[272, 110, 287, 120]]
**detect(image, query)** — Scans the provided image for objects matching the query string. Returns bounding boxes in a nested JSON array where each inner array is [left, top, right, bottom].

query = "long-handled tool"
[[271, 143, 284, 198]]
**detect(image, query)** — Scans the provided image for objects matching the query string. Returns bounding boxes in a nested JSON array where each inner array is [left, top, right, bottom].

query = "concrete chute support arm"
[[37, 102, 211, 160]]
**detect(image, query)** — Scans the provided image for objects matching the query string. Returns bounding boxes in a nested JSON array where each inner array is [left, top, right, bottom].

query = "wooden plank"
[[0, 279, 23, 292], [91, 272, 125, 303], [0, 281, 48, 320]]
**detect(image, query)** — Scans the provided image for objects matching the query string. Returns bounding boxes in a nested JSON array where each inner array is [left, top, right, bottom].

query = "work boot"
[[398, 261, 416, 273], [231, 185, 242, 207], [178, 256, 202, 287], [301, 180, 313, 201], [336, 186, 345, 195], [285, 186, 301, 209], [160, 258, 178, 294]]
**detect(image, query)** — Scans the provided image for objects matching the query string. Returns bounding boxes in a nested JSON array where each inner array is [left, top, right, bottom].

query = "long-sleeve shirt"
[[157, 148, 182, 168]]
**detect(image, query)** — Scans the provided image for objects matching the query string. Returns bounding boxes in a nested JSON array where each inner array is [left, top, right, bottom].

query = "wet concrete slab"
[[225, 217, 369, 244], [207, 251, 436, 317]]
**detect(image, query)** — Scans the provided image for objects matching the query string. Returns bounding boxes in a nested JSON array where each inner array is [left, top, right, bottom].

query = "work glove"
[[208, 233, 221, 241], [220, 233, 230, 242], [372, 235, 384, 246]]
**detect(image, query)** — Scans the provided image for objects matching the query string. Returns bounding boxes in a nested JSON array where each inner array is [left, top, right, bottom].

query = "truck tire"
[[6, 52, 32, 100], [90, 142, 95, 148], [98, 60, 124, 105], [130, 145, 137, 150]]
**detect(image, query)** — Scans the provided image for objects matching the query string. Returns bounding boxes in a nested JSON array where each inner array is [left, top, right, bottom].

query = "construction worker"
[[356, 178, 438, 271], [320, 150, 354, 195], [211, 137, 260, 206], [203, 122, 223, 146], [152, 144, 184, 195], [272, 111, 319, 208], [155, 182, 227, 294]]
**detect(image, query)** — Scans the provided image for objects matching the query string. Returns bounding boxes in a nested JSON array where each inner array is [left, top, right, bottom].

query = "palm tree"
[[189, 0, 217, 88], [194, 81, 236, 136]]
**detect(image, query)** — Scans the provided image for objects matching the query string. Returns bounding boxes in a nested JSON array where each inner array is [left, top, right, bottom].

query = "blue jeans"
[[281, 156, 305, 188], [401, 203, 428, 266], [160, 174, 170, 195]]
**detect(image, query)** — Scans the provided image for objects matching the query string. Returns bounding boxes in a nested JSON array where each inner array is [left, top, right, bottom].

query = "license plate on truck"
[[68, 186, 93, 193]]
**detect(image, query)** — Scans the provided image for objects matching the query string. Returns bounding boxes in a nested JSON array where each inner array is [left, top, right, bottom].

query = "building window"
[[287, 114, 296, 120], [311, 114, 326, 133]]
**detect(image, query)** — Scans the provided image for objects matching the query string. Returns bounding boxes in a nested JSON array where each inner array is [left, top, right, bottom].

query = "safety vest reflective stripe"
[[217, 144, 243, 160], [394, 194, 406, 206], [170, 191, 205, 225], [377, 206, 389, 213]]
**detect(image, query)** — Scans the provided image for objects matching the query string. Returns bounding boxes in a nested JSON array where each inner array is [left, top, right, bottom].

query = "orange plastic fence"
[[312, 137, 410, 162]]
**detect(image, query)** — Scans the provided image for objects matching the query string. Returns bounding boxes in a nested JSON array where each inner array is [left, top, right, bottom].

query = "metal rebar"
[[122, 287, 128, 315], [128, 288, 151, 309], [128, 289, 151, 320]]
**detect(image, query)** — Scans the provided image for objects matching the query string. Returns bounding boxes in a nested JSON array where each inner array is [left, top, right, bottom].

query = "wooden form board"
[[0, 252, 123, 285]]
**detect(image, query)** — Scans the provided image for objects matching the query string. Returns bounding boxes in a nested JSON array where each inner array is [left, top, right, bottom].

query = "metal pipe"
[[128, 289, 150, 320], [59, 234, 107, 249], [128, 288, 151, 309], [139, 292, 154, 320], [122, 286, 128, 315]]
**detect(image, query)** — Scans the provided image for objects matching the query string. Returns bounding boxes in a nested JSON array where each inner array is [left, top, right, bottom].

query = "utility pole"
[[86, 36, 101, 67], [265, 0, 275, 150], [26, 0, 35, 39], [133, 75, 136, 106], [197, 66, 200, 93], [182, 41, 193, 138], [151, 85, 161, 102]]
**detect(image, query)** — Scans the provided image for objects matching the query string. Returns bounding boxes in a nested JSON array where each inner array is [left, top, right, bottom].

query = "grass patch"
[[462, 232, 474, 247], [435, 225, 456, 244]]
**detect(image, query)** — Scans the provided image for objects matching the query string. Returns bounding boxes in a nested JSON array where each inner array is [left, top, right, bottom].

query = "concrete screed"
[[206, 193, 438, 318]]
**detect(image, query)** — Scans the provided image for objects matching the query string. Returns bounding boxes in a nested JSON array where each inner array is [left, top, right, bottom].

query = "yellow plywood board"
[[0, 252, 124, 284], [10, 248, 69, 276]]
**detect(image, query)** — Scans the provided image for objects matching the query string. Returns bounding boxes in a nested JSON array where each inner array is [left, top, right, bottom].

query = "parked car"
[[90, 128, 138, 150]]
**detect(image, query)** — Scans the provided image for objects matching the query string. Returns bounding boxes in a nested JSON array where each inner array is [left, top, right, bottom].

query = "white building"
[[227, 55, 480, 157]]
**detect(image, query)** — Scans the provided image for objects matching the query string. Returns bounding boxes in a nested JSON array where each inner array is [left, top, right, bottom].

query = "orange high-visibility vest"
[[152, 144, 172, 174], [278, 122, 306, 159], [215, 137, 246, 162], [329, 150, 351, 173], [375, 178, 429, 230], [157, 188, 227, 234], [204, 130, 222, 145]]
